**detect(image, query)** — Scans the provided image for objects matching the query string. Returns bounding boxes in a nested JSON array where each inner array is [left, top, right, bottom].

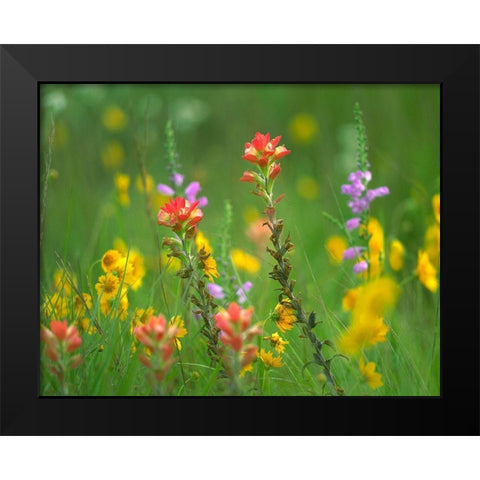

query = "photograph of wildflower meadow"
[[40, 83, 440, 396]]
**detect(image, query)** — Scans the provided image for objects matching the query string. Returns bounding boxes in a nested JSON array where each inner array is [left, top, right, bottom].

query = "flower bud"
[[240, 171, 256, 183], [268, 162, 281, 180]]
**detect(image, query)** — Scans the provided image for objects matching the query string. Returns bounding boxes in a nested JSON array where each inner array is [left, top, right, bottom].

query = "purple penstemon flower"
[[342, 246, 365, 261], [345, 217, 361, 231], [170, 172, 184, 187], [236, 281, 253, 304], [353, 260, 368, 274], [207, 283, 225, 300], [341, 168, 389, 215], [185, 181, 208, 208], [365, 186, 390, 202], [157, 177, 209, 208], [157, 184, 175, 196]]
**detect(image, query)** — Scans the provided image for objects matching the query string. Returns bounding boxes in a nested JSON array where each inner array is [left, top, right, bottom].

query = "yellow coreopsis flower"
[[194, 231, 219, 280], [258, 349, 284, 368], [361, 218, 384, 279], [359, 357, 383, 389], [170, 316, 188, 350], [352, 277, 399, 324], [240, 362, 254, 377], [195, 230, 212, 254], [264, 332, 289, 354], [338, 316, 389, 355], [342, 286, 362, 311], [231, 248, 261, 274], [432, 193, 440, 224], [125, 249, 146, 291], [95, 272, 121, 299], [338, 277, 399, 355], [272, 299, 296, 333], [416, 250, 438, 293], [102, 105, 127, 132], [100, 288, 128, 319], [389, 239, 405, 271], [78, 318, 92, 333], [325, 235, 348, 264], [101, 249, 123, 273], [101, 140, 125, 170], [112, 256, 134, 286], [201, 255, 220, 281]]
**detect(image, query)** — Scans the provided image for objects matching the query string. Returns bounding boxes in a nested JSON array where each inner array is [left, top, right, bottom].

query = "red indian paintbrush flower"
[[240, 171, 256, 183], [41, 319, 82, 378], [214, 302, 261, 352], [242, 132, 290, 168], [134, 313, 179, 381], [157, 196, 203, 233], [41, 319, 82, 356]]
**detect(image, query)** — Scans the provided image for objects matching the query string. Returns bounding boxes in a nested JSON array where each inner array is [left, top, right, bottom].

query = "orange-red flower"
[[240, 171, 256, 183], [268, 162, 282, 179], [134, 313, 179, 381], [41, 319, 82, 366], [157, 196, 203, 233], [214, 302, 260, 352], [242, 132, 290, 168]]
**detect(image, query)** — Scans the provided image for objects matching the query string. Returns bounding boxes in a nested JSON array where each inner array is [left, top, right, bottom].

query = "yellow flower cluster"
[[325, 235, 348, 264], [264, 332, 289, 353], [272, 299, 296, 333], [388, 239, 405, 271], [94, 245, 146, 320], [195, 230, 219, 281], [340, 276, 399, 391], [258, 348, 284, 368], [359, 357, 383, 389], [417, 194, 440, 292], [360, 218, 384, 279], [338, 277, 399, 356], [43, 269, 93, 334]]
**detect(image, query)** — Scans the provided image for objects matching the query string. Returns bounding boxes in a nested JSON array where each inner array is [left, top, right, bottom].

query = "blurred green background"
[[40, 83, 439, 265], [40, 84, 440, 395]]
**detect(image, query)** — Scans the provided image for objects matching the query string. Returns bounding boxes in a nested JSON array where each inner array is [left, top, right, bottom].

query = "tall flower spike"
[[341, 168, 389, 215], [239, 131, 343, 395]]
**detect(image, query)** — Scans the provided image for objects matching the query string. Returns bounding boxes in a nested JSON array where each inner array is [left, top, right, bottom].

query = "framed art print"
[[1, 45, 478, 435]]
